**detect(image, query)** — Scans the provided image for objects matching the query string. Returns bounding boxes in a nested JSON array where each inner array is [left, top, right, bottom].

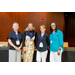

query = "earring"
[[33, 27, 35, 30]]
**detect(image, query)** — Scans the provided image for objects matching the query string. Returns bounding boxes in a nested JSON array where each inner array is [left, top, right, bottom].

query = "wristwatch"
[[59, 48, 61, 50]]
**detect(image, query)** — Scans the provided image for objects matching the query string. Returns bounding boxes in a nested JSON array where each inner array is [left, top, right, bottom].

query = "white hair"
[[12, 22, 19, 28]]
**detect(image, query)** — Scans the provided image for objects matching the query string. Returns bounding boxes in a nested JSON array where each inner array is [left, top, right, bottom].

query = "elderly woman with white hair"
[[7, 22, 22, 62]]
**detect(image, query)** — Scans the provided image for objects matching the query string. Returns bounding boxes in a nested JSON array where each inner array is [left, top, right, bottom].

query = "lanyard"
[[40, 33, 45, 42], [51, 32, 53, 41], [14, 31, 19, 40], [29, 31, 33, 40]]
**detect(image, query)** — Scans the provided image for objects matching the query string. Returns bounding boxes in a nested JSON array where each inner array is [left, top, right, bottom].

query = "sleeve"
[[7, 32, 12, 40], [20, 33, 23, 42], [59, 31, 64, 47], [46, 34, 50, 46], [34, 31, 37, 47], [36, 33, 38, 49], [22, 31, 26, 47]]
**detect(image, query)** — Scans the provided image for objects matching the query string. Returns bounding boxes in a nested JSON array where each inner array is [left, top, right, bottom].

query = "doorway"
[[65, 12, 75, 47]]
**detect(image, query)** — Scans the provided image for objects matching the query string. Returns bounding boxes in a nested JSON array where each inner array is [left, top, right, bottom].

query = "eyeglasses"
[[40, 28, 45, 29], [51, 25, 56, 27]]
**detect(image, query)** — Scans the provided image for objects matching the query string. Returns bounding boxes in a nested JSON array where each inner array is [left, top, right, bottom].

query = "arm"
[[46, 34, 50, 46], [7, 32, 18, 50], [59, 31, 64, 49], [46, 34, 50, 50], [22, 31, 26, 53], [36, 33, 39, 50], [8, 39, 18, 50], [22, 31, 26, 47], [18, 42, 22, 49], [34, 32, 37, 50], [18, 33, 23, 49], [57, 31, 64, 55]]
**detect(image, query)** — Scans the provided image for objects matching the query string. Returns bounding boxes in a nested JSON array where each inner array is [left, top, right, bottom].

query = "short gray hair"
[[12, 22, 19, 28]]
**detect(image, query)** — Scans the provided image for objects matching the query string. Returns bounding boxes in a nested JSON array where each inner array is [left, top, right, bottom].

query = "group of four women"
[[7, 22, 64, 62]]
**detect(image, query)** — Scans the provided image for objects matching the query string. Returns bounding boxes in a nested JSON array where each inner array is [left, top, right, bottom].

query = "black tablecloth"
[[33, 47, 75, 62], [0, 47, 75, 62], [0, 47, 9, 50], [0, 47, 9, 62]]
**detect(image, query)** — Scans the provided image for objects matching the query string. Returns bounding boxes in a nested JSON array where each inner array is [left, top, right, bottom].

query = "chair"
[[63, 42, 68, 47]]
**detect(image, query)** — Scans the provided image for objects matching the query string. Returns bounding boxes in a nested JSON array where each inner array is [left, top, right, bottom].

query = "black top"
[[22, 30, 37, 47], [36, 33, 50, 52], [7, 31, 22, 50]]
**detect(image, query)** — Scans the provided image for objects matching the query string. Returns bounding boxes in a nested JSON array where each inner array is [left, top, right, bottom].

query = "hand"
[[15, 47, 19, 51], [48, 46, 50, 50], [34, 47, 37, 51], [17, 47, 21, 51], [23, 47, 26, 53], [57, 49, 61, 55]]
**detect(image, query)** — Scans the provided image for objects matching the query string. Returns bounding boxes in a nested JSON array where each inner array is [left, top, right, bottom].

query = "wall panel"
[[0, 12, 65, 41]]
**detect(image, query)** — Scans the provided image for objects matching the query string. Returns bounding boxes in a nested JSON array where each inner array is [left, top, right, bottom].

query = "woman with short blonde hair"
[[36, 25, 50, 62]]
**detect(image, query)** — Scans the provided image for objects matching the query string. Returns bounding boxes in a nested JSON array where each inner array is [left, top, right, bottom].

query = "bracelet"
[[20, 45, 22, 48], [59, 48, 61, 50]]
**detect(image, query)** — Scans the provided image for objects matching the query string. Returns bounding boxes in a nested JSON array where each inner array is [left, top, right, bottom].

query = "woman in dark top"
[[7, 22, 22, 62], [36, 25, 50, 62], [22, 23, 37, 62]]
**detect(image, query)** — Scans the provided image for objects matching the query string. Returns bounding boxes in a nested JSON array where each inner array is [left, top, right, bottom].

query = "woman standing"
[[22, 23, 37, 62], [49, 22, 64, 62], [7, 22, 22, 62], [36, 25, 50, 62]]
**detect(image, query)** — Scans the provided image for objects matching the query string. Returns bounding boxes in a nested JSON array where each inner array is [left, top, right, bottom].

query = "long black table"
[[0, 47, 9, 62], [62, 47, 75, 62], [33, 47, 75, 62], [0, 47, 75, 62]]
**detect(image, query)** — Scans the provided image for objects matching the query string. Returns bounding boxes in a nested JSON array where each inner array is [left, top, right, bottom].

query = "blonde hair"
[[25, 23, 35, 31], [40, 25, 46, 29], [28, 23, 34, 27]]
